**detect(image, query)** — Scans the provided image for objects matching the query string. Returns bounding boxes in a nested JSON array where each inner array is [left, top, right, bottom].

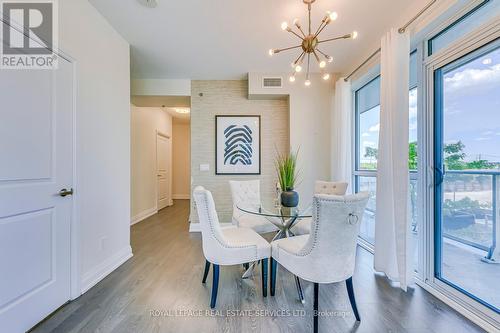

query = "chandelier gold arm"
[[318, 34, 351, 44], [314, 20, 329, 38], [293, 51, 306, 66], [306, 53, 311, 77], [312, 49, 321, 63], [316, 48, 331, 60], [313, 15, 329, 38], [273, 45, 302, 53], [286, 27, 305, 40], [296, 24, 307, 38]]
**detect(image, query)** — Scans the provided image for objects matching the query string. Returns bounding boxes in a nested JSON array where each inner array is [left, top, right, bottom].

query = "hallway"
[[32, 200, 483, 333]]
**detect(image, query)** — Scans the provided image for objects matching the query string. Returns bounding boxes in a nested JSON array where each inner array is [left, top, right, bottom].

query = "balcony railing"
[[443, 170, 499, 262], [356, 169, 499, 262]]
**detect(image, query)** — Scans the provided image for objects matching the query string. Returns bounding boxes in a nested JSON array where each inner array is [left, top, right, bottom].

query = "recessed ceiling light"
[[175, 108, 190, 114], [137, 0, 158, 8]]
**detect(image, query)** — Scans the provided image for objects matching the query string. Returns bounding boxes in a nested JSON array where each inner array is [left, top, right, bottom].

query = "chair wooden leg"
[[346, 277, 360, 321], [261, 258, 268, 297], [270, 258, 277, 296], [314, 283, 319, 333], [202, 260, 210, 284], [210, 264, 219, 309]]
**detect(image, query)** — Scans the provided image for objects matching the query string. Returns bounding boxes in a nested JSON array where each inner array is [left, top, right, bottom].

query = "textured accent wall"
[[190, 80, 289, 223]]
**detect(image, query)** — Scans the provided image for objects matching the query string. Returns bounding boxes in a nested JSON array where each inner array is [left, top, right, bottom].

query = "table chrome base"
[[237, 207, 307, 304], [270, 219, 305, 304], [242, 261, 257, 279], [242, 259, 304, 303]]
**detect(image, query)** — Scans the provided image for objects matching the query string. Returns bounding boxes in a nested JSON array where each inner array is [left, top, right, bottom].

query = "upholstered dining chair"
[[229, 180, 279, 234], [270, 192, 370, 332], [292, 181, 349, 235], [193, 186, 271, 308]]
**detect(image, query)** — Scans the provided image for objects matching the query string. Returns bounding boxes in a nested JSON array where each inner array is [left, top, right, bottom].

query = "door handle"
[[59, 188, 74, 197], [435, 166, 445, 186]]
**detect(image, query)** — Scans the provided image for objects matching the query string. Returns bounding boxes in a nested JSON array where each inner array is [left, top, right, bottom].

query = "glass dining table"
[[237, 203, 312, 304]]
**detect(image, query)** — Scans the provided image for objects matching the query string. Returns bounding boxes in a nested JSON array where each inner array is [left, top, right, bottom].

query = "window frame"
[[354, 75, 381, 247], [354, 75, 381, 176], [427, 0, 492, 56]]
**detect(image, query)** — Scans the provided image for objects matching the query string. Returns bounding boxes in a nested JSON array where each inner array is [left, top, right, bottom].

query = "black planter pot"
[[281, 190, 299, 208]]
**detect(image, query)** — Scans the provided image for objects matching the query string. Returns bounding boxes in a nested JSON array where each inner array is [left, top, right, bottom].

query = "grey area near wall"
[[190, 80, 289, 223]]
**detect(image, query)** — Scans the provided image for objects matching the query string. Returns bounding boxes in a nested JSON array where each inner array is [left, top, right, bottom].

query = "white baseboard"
[[80, 246, 133, 294], [131, 207, 158, 225], [172, 194, 190, 200], [189, 222, 233, 232]]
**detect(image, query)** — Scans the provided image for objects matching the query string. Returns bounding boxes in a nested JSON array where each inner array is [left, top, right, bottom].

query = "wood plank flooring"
[[32, 200, 485, 333]]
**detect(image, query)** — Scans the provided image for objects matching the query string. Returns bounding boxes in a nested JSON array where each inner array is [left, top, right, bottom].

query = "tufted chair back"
[[193, 186, 229, 263], [229, 180, 261, 225], [314, 181, 348, 195], [297, 192, 369, 283]]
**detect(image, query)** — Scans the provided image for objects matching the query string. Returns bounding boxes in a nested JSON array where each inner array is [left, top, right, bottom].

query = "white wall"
[[248, 73, 334, 201], [172, 121, 191, 199], [131, 105, 173, 223], [58, 0, 131, 295]]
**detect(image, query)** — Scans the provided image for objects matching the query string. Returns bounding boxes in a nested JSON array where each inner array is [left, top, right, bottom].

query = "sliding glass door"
[[434, 40, 500, 313]]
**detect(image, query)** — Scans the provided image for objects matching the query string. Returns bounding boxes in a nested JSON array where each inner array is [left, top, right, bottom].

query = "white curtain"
[[374, 28, 413, 291], [331, 78, 352, 193]]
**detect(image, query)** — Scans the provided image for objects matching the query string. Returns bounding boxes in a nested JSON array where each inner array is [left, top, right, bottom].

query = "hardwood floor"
[[32, 200, 485, 333]]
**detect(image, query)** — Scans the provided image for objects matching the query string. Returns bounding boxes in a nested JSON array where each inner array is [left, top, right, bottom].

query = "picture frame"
[[215, 115, 261, 175]]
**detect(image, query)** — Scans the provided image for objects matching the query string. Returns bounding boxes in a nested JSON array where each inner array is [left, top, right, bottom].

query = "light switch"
[[200, 164, 210, 171]]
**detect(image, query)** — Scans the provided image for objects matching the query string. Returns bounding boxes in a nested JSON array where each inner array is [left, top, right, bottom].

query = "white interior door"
[[0, 58, 74, 331], [157, 133, 171, 210]]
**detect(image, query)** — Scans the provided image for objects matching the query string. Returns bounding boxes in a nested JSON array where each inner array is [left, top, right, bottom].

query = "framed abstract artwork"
[[215, 115, 261, 175]]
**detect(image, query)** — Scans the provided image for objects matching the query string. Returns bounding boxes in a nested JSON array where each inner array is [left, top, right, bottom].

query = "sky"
[[443, 46, 500, 163], [358, 89, 417, 165], [358, 45, 500, 165]]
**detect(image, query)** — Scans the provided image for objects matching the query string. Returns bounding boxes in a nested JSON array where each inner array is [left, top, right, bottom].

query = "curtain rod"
[[344, 0, 436, 82]]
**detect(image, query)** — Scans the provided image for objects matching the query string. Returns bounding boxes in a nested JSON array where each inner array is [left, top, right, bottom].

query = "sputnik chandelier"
[[268, 0, 357, 86]]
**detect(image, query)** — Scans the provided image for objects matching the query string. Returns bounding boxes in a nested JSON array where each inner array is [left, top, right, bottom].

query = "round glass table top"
[[236, 203, 312, 218]]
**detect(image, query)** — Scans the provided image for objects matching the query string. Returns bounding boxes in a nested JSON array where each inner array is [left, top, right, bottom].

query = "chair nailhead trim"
[[293, 196, 367, 257], [200, 192, 259, 259]]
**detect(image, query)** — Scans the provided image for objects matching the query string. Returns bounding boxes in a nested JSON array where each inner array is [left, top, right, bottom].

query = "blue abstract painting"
[[223, 125, 253, 165], [216, 116, 260, 174]]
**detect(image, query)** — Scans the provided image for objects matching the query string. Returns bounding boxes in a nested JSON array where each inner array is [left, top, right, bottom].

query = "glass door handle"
[[435, 166, 445, 186]]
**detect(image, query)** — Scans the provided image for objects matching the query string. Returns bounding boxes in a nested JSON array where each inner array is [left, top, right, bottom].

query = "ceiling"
[[89, 0, 425, 80], [131, 95, 191, 122], [167, 107, 190, 123]]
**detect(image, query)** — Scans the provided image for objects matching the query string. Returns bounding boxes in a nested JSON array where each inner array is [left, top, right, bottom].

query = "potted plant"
[[276, 149, 300, 207]]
